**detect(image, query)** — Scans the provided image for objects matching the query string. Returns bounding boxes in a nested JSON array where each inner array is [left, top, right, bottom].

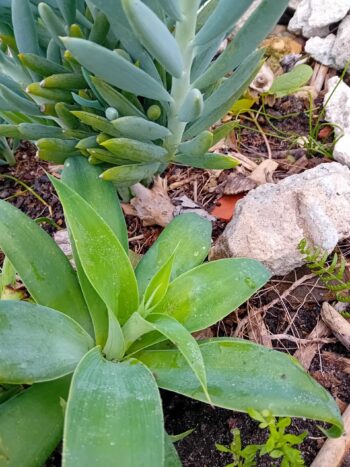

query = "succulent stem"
[[164, 1, 199, 155]]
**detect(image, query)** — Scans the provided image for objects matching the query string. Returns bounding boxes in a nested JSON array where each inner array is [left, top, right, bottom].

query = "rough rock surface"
[[333, 134, 350, 166], [210, 163, 350, 276], [325, 77, 350, 136], [289, 0, 350, 68], [304, 35, 337, 66]]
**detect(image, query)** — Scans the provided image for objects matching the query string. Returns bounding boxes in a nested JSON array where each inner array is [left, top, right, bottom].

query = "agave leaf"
[[136, 213, 212, 297], [63, 348, 164, 467], [56, 0, 76, 25], [165, 433, 182, 467], [0, 200, 92, 333], [137, 339, 343, 437], [100, 162, 160, 186], [194, 0, 255, 46], [194, 0, 289, 90], [122, 0, 184, 78], [112, 116, 171, 141], [174, 152, 239, 170], [61, 156, 128, 345], [61, 37, 172, 101], [154, 259, 271, 332], [102, 138, 168, 163], [143, 253, 175, 310], [62, 157, 128, 252], [11, 0, 40, 55], [0, 377, 70, 467], [91, 76, 145, 117], [0, 300, 93, 384], [147, 313, 210, 402], [50, 177, 138, 325]]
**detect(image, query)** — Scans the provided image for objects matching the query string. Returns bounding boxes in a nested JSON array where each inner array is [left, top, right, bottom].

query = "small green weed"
[[216, 410, 307, 467]]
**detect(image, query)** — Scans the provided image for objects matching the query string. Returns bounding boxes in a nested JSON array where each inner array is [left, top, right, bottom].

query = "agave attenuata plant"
[[0, 156, 343, 466]]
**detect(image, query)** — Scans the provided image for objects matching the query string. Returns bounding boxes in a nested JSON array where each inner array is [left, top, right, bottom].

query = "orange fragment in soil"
[[318, 126, 333, 140], [211, 194, 245, 222]]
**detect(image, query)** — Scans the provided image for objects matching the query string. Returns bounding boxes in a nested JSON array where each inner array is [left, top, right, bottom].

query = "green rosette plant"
[[0, 156, 343, 466], [0, 0, 288, 180]]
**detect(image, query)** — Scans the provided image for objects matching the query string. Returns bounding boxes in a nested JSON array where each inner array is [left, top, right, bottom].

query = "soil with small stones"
[[1, 95, 350, 467]]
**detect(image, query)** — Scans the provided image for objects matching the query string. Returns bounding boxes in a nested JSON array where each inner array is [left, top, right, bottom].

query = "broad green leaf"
[[144, 253, 175, 309], [154, 259, 271, 332], [61, 156, 128, 346], [136, 213, 212, 297], [112, 116, 171, 141], [194, 0, 255, 46], [185, 51, 263, 139], [102, 138, 168, 163], [91, 76, 145, 117], [268, 65, 313, 98], [174, 152, 239, 169], [56, 0, 76, 25], [194, 0, 289, 90], [0, 301, 92, 384], [61, 37, 172, 101], [0, 377, 70, 467], [50, 177, 138, 325], [137, 339, 343, 437], [103, 310, 125, 361], [61, 156, 128, 252], [122, 0, 183, 78], [165, 433, 182, 467], [100, 162, 160, 186], [0, 200, 92, 333], [12, 0, 40, 55], [147, 313, 210, 402], [63, 348, 164, 467]]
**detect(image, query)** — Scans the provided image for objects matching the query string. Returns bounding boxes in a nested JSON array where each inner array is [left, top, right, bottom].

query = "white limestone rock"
[[333, 134, 350, 166], [325, 76, 350, 135], [210, 163, 350, 276], [289, 0, 331, 37], [332, 15, 350, 68], [305, 34, 337, 66]]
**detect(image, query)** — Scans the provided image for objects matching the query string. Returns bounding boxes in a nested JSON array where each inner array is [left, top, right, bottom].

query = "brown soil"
[[1, 93, 350, 467]]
